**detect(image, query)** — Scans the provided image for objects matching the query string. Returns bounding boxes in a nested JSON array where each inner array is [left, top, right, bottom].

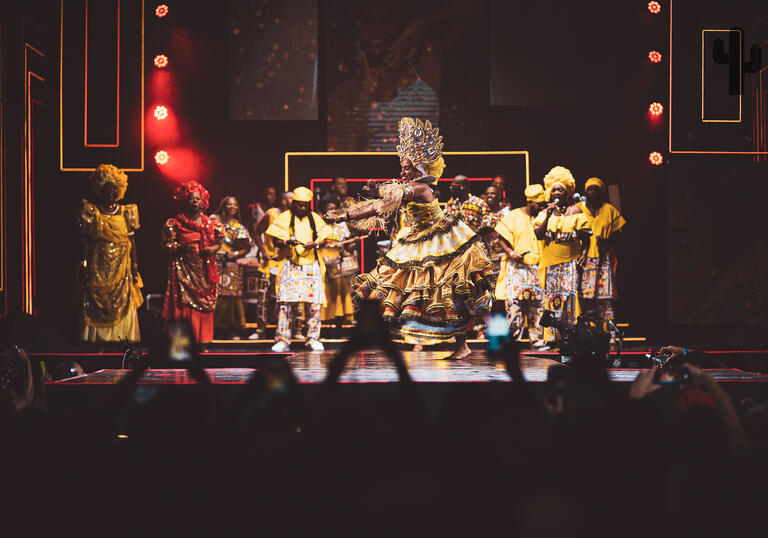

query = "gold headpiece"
[[397, 117, 445, 179], [89, 164, 128, 201]]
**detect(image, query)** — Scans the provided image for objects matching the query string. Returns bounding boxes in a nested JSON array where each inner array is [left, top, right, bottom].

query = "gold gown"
[[353, 189, 494, 344], [78, 200, 144, 342]]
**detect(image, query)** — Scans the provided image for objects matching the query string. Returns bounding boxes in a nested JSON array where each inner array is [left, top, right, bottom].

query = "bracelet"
[[682, 347, 688, 356]]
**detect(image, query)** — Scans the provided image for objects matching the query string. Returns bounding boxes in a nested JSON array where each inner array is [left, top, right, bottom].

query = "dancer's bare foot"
[[442, 342, 472, 360]]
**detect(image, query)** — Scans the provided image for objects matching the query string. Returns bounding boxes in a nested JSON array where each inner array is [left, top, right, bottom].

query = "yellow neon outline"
[[701, 29, 742, 123], [284, 151, 530, 191], [60, 0, 145, 171]]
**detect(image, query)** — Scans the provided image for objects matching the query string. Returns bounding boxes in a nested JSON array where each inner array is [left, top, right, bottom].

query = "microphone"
[[573, 192, 583, 203]]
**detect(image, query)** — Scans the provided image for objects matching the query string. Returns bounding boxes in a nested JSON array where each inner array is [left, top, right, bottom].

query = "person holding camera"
[[534, 166, 591, 343]]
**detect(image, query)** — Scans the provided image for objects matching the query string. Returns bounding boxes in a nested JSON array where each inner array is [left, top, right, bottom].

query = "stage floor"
[[52, 350, 768, 384]]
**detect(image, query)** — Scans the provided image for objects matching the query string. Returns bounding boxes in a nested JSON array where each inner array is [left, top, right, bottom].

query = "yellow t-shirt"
[[266, 210, 331, 266], [494, 207, 542, 266], [577, 202, 626, 259], [533, 210, 591, 269]]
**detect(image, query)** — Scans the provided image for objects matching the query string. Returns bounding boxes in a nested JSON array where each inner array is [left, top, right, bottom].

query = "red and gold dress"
[[353, 180, 495, 344], [78, 201, 144, 342], [161, 213, 224, 343]]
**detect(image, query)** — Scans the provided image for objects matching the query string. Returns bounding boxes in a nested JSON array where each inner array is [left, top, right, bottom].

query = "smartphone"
[[485, 312, 512, 357], [167, 320, 195, 361]]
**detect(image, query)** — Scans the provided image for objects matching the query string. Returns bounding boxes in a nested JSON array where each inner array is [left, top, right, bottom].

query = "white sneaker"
[[247, 332, 262, 340], [306, 339, 325, 352], [271, 341, 290, 352]]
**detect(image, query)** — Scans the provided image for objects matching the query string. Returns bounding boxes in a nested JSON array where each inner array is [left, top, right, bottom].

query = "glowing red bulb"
[[155, 150, 169, 165], [647, 1, 661, 14], [153, 105, 169, 120], [155, 4, 169, 17], [649, 102, 664, 117], [154, 54, 169, 69], [649, 152, 663, 166], [648, 50, 662, 63]]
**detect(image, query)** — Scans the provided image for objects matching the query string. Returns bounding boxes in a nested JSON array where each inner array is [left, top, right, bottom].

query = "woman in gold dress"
[[77, 164, 143, 342], [327, 117, 494, 359]]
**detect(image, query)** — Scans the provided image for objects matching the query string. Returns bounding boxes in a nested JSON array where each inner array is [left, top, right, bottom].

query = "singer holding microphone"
[[494, 184, 548, 348], [533, 166, 591, 343]]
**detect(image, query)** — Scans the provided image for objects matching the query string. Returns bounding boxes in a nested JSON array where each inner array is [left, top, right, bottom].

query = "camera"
[[539, 310, 610, 363]]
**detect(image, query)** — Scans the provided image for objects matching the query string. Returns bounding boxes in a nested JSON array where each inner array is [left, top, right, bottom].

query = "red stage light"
[[648, 50, 662, 63], [649, 151, 663, 165], [154, 105, 169, 120], [155, 150, 170, 165], [154, 54, 169, 69], [647, 1, 661, 14], [155, 4, 169, 17], [649, 102, 664, 117]]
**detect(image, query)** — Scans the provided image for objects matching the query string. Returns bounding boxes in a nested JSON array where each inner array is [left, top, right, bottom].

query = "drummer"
[[319, 197, 355, 330]]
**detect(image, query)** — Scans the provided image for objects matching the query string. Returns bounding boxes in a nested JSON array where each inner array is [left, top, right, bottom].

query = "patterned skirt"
[[579, 254, 615, 300], [353, 218, 495, 344]]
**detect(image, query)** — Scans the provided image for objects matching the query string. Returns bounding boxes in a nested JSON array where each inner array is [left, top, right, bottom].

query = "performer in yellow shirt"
[[577, 177, 626, 335], [248, 191, 292, 337], [534, 166, 591, 342], [494, 184, 547, 348], [266, 187, 331, 352]]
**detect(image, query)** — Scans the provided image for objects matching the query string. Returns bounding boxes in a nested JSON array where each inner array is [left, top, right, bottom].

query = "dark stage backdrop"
[[228, 0, 318, 120], [666, 0, 768, 327], [6, 0, 768, 344]]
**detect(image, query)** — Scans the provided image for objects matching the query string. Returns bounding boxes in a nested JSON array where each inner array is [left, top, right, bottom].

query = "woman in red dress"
[[161, 181, 224, 343]]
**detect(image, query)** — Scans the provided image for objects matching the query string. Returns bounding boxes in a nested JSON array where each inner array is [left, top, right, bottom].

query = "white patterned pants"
[[276, 302, 321, 344]]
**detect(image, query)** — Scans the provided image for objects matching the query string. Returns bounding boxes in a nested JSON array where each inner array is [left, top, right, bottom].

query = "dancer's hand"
[[509, 252, 524, 263]]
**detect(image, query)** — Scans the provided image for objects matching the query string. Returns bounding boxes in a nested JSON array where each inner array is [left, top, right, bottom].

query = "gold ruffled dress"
[[77, 200, 144, 342], [353, 182, 495, 344]]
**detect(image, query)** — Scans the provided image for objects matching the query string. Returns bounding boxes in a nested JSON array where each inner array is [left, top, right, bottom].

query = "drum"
[[326, 254, 359, 279]]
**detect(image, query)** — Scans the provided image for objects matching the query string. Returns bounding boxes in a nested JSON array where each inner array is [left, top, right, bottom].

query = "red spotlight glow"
[[648, 50, 662, 63], [154, 54, 169, 69], [649, 152, 663, 166], [649, 102, 664, 117], [155, 147, 207, 182], [647, 1, 661, 14], [154, 105, 169, 120], [155, 150, 170, 165], [155, 4, 169, 17]]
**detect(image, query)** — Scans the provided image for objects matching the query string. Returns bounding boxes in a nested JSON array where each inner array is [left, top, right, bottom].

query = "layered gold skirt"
[[353, 216, 494, 344]]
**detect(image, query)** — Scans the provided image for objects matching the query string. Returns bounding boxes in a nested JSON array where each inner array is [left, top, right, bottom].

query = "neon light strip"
[[701, 29, 741, 123], [24, 44, 45, 315], [669, 0, 768, 154], [84, 0, 121, 147], [60, 0, 144, 171]]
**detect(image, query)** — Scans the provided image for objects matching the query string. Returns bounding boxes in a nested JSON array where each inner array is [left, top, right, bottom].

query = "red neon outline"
[[84, 0, 120, 148]]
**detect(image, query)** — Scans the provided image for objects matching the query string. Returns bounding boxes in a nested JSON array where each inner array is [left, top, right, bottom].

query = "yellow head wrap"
[[524, 184, 546, 203], [542, 166, 576, 201], [585, 177, 606, 192], [292, 186, 313, 203], [89, 164, 128, 201]]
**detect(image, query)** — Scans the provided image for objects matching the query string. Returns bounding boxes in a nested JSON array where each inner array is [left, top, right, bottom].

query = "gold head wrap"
[[89, 164, 128, 201], [585, 177, 606, 192], [524, 184, 546, 202], [542, 166, 576, 201], [397, 117, 445, 184], [292, 186, 314, 203]]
